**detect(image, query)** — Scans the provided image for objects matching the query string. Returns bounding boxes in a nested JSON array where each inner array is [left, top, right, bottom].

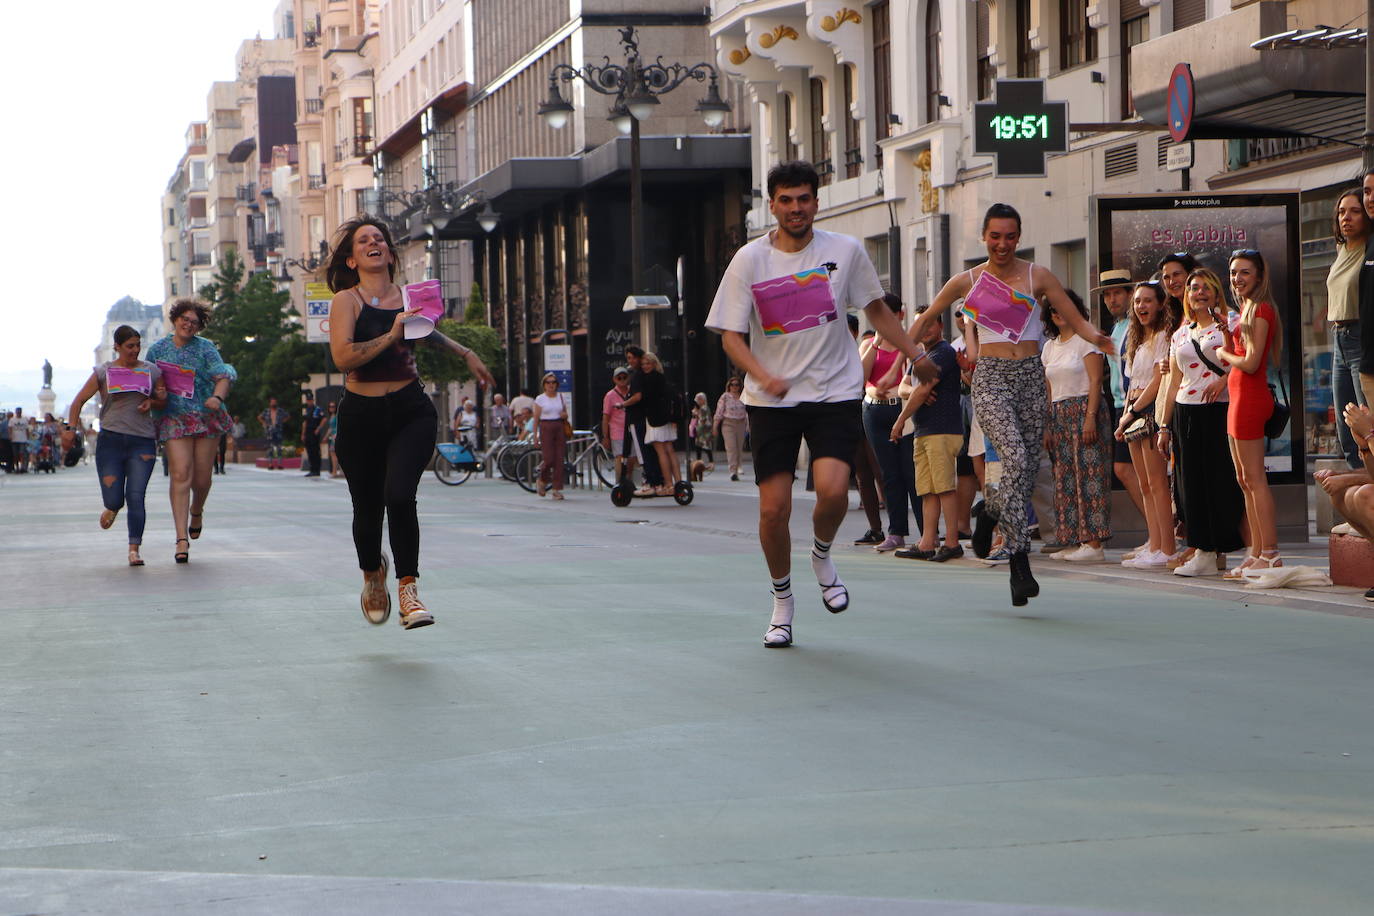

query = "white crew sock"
[[811, 537, 838, 585], [770, 575, 794, 626]]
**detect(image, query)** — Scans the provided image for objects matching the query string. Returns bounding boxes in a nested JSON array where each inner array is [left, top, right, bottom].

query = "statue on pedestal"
[[42, 360, 52, 390]]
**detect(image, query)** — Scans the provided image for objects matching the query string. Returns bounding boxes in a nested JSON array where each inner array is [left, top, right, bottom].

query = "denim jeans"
[[1334, 324, 1366, 468], [96, 430, 157, 544], [861, 401, 921, 537]]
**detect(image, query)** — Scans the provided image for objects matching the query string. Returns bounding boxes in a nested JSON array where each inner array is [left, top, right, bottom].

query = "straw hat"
[[1090, 268, 1134, 293]]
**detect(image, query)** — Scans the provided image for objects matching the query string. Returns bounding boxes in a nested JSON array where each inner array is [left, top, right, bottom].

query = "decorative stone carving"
[[916, 149, 939, 214]]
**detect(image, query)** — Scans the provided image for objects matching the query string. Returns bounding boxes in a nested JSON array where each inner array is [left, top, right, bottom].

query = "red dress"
[[1226, 301, 1276, 440]]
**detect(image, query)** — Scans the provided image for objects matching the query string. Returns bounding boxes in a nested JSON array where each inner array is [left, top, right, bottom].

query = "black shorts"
[[746, 400, 862, 484], [1109, 404, 1131, 464]]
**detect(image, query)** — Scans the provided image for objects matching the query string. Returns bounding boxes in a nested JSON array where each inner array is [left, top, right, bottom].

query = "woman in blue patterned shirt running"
[[146, 299, 235, 564]]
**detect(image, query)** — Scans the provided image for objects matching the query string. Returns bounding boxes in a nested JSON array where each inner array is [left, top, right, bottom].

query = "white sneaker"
[[1122, 543, 1148, 561], [1332, 522, 1364, 538], [1128, 550, 1169, 569], [1173, 550, 1219, 577], [1063, 545, 1105, 563]]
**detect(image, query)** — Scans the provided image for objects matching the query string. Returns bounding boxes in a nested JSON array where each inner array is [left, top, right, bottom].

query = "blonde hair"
[[1183, 268, 1228, 322], [1229, 251, 1282, 363], [640, 351, 661, 369]]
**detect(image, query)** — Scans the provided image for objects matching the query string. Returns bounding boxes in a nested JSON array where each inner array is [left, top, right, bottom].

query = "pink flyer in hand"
[[960, 270, 1037, 343], [751, 267, 838, 337], [156, 361, 196, 399], [106, 365, 152, 395], [402, 279, 445, 339]]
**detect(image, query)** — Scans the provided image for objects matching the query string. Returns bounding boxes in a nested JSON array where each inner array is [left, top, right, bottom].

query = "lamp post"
[[537, 27, 730, 336]]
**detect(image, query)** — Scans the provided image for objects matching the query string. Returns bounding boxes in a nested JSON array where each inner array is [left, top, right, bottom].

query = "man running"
[[705, 160, 929, 648]]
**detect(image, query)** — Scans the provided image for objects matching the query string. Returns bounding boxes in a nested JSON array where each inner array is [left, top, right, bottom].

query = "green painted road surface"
[[2, 465, 1372, 915]]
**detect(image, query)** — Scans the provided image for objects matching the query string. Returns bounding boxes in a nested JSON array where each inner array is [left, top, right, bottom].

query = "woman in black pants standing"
[[327, 216, 494, 629]]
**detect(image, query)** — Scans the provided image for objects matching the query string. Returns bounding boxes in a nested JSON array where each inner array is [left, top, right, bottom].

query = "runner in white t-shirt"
[[705, 160, 928, 649]]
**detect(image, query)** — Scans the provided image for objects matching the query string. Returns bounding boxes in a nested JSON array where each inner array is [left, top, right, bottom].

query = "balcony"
[[265, 231, 283, 250], [190, 253, 211, 266], [304, 97, 324, 114], [235, 183, 256, 203], [307, 173, 327, 190]]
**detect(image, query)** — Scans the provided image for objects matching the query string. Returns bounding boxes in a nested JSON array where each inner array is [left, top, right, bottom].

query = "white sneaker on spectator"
[[1332, 522, 1362, 537], [1173, 550, 1219, 577], [1063, 545, 1105, 563], [1127, 550, 1169, 569]]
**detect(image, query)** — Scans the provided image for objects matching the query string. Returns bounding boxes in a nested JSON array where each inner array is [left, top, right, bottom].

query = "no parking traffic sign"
[[1167, 63, 1194, 144]]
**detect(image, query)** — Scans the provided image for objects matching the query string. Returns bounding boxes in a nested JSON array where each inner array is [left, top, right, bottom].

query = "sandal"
[[1222, 555, 1259, 580], [188, 512, 203, 539], [100, 508, 119, 530], [819, 580, 849, 614], [128, 545, 144, 567], [174, 538, 190, 564]]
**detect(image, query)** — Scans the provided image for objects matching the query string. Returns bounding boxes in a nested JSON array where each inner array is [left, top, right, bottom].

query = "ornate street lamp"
[[536, 26, 730, 303]]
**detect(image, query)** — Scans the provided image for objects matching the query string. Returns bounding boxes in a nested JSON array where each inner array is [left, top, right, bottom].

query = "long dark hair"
[[325, 216, 398, 293], [1040, 289, 1087, 340]]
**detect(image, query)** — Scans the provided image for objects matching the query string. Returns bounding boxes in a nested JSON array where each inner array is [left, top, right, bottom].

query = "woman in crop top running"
[[327, 216, 495, 630], [908, 203, 1113, 607]]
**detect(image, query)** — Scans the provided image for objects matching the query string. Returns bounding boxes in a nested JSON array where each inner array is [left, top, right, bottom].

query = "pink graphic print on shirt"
[[751, 267, 838, 337]]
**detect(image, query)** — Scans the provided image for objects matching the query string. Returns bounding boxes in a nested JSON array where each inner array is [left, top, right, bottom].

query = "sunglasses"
[[1230, 248, 1261, 260]]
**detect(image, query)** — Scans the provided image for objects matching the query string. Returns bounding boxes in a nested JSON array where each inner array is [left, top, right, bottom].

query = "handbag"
[[1122, 413, 1158, 443], [1264, 371, 1291, 440], [560, 394, 573, 438]]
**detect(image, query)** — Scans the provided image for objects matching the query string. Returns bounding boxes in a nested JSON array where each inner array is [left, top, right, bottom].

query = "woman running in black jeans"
[[327, 216, 494, 629]]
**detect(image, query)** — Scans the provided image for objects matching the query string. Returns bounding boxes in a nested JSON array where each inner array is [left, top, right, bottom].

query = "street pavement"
[[2, 462, 1373, 915]]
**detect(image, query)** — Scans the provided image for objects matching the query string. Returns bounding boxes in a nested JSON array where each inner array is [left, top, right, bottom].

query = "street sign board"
[[1165, 141, 1194, 172], [305, 281, 332, 343], [544, 343, 573, 423], [972, 79, 1069, 178], [1166, 63, 1194, 143]]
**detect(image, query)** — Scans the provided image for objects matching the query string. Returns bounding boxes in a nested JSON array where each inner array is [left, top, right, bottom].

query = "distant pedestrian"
[[712, 376, 747, 481], [229, 415, 246, 464], [488, 392, 512, 440], [638, 353, 681, 495], [301, 391, 325, 476], [258, 397, 287, 470], [532, 373, 569, 499], [146, 299, 235, 564], [325, 402, 342, 477], [326, 215, 494, 629], [601, 367, 634, 483], [618, 346, 664, 495], [8, 407, 29, 473], [63, 325, 167, 566], [690, 392, 714, 465], [0, 411, 11, 472]]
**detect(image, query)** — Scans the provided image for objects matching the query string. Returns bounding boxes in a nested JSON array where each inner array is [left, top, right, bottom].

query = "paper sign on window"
[[751, 267, 838, 337]]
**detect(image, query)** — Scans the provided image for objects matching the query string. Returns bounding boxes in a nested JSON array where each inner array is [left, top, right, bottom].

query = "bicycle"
[[432, 430, 483, 486], [514, 429, 617, 492]]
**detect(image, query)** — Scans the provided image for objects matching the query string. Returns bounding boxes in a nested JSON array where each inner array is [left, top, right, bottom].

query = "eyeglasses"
[[1230, 248, 1261, 260]]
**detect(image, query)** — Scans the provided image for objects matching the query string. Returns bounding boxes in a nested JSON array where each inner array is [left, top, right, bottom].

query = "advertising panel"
[[305, 282, 333, 344], [1094, 192, 1302, 478]]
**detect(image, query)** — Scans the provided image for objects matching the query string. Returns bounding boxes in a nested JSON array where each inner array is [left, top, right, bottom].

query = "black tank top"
[[349, 293, 419, 383]]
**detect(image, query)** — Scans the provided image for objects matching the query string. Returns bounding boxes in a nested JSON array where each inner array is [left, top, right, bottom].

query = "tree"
[[415, 318, 503, 387], [465, 282, 486, 324], [197, 250, 309, 438]]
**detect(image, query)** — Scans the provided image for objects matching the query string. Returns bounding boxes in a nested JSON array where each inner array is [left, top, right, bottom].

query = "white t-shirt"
[[1041, 335, 1100, 402], [1127, 330, 1171, 392], [1170, 319, 1234, 406], [705, 229, 884, 406], [534, 393, 566, 419]]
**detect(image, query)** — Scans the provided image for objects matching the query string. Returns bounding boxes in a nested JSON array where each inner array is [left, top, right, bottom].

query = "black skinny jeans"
[[334, 381, 437, 579]]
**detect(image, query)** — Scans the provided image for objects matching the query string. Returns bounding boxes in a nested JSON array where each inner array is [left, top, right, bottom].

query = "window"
[[842, 66, 861, 178], [167, 207, 176, 227], [782, 93, 799, 162], [866, 234, 891, 290], [352, 97, 374, 155], [1016, 0, 1038, 78], [976, 0, 995, 100], [872, 0, 892, 164], [925, 0, 944, 122], [1120, 10, 1149, 117], [1173, 0, 1205, 30], [809, 77, 831, 186], [1060, 0, 1097, 69]]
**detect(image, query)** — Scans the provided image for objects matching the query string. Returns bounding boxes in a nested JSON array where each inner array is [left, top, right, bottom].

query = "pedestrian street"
[[2, 464, 1373, 915]]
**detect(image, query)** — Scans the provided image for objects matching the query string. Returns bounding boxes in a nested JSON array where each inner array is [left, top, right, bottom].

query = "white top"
[[962, 263, 1044, 346], [1127, 330, 1171, 391], [534, 393, 566, 419], [1169, 317, 1235, 405], [1041, 335, 1100, 402], [705, 229, 884, 406]]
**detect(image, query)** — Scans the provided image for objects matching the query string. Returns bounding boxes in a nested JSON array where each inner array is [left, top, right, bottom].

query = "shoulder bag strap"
[[1189, 331, 1227, 378]]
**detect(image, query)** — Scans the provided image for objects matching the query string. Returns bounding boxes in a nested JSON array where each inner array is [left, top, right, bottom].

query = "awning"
[[372, 82, 470, 160], [227, 138, 257, 164]]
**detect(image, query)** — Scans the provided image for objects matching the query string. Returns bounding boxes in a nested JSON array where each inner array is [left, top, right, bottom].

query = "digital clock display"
[[988, 114, 1049, 141], [972, 80, 1069, 178]]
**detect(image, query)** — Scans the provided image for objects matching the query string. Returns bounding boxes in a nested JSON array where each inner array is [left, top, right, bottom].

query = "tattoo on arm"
[[426, 330, 470, 357], [345, 335, 393, 363]]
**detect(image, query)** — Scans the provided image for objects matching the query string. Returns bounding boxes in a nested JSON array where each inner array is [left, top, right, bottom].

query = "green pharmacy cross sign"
[[973, 79, 1069, 178]]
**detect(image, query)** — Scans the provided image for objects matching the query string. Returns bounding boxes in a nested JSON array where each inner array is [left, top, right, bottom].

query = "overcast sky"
[[0, 1, 278, 413]]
